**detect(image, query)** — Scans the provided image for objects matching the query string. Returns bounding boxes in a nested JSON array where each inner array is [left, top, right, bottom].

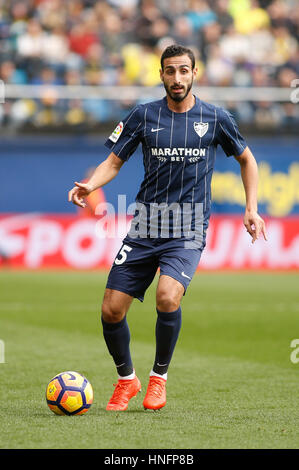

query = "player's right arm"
[[69, 105, 143, 208], [68, 152, 124, 208]]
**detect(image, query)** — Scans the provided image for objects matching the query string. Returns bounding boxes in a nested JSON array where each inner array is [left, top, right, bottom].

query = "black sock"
[[153, 306, 182, 376], [101, 316, 134, 377]]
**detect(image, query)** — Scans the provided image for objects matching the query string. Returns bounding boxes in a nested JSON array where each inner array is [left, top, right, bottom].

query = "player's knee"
[[101, 288, 131, 323], [156, 291, 180, 312], [101, 300, 125, 324]]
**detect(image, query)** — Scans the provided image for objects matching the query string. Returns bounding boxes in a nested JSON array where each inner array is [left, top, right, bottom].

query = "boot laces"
[[109, 381, 132, 404], [148, 378, 165, 398]]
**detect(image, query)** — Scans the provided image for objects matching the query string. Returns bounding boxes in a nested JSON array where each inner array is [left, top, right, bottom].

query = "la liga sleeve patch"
[[109, 121, 124, 143]]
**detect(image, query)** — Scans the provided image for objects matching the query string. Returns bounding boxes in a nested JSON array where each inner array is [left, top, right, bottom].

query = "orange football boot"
[[106, 376, 141, 411], [143, 376, 167, 410]]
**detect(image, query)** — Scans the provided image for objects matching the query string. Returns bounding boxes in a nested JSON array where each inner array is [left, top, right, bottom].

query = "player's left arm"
[[234, 146, 267, 244]]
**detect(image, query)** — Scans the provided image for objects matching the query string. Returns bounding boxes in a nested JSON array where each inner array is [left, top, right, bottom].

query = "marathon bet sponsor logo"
[[151, 147, 206, 161]]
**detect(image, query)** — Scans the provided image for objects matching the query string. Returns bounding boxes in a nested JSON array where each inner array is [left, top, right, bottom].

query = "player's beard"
[[163, 77, 193, 103]]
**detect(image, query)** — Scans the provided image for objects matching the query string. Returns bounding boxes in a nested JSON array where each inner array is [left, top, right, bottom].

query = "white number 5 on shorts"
[[114, 244, 133, 265]]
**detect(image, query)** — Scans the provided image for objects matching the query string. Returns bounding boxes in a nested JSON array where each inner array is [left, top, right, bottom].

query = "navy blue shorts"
[[106, 236, 203, 302]]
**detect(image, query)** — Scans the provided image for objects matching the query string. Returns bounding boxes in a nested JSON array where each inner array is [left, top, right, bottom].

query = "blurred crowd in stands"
[[0, 0, 298, 130]]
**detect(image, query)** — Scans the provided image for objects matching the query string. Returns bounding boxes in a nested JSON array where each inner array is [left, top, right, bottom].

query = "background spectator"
[[0, 0, 298, 130]]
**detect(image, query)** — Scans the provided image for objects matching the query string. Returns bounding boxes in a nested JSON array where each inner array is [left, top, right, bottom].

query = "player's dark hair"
[[160, 44, 195, 70]]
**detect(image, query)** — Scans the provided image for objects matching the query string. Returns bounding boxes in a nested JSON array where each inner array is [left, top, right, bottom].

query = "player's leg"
[[143, 246, 203, 410], [101, 288, 134, 378], [101, 288, 141, 410], [154, 275, 184, 377], [101, 240, 158, 410], [143, 275, 184, 410]]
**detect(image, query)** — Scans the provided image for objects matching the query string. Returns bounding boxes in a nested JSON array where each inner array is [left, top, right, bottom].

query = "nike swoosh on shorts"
[[181, 272, 191, 279]]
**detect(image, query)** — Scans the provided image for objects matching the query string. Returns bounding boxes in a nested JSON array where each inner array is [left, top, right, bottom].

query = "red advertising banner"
[[0, 214, 298, 270]]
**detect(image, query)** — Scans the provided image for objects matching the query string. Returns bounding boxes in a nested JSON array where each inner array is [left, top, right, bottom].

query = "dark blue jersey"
[[105, 96, 247, 246]]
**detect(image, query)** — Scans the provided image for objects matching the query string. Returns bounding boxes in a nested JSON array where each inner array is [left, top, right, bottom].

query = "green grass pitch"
[[0, 270, 298, 449]]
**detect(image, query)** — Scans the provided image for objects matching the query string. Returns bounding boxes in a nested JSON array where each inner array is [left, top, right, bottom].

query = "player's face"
[[160, 55, 196, 103]]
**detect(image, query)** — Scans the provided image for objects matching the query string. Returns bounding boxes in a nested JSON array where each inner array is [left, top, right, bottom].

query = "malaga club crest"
[[194, 122, 209, 138]]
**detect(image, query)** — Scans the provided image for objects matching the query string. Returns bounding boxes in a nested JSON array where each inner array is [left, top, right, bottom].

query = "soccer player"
[[68, 45, 267, 411]]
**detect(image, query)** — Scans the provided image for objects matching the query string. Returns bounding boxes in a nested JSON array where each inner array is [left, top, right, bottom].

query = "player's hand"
[[243, 210, 267, 244], [68, 181, 92, 208]]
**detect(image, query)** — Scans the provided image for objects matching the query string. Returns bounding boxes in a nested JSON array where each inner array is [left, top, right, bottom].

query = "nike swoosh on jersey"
[[181, 271, 191, 279], [151, 127, 165, 132]]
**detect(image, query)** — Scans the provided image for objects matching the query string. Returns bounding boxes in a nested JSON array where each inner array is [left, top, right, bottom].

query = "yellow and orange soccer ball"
[[46, 371, 93, 416]]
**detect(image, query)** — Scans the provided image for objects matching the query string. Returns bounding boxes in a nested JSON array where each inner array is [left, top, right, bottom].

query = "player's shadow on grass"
[[126, 409, 165, 414]]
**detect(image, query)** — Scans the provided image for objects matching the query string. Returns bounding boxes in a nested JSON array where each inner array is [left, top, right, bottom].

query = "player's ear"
[[193, 67, 198, 79], [159, 68, 164, 81]]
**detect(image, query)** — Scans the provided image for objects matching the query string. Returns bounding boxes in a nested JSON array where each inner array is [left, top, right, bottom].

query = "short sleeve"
[[104, 105, 143, 161], [216, 109, 247, 157]]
